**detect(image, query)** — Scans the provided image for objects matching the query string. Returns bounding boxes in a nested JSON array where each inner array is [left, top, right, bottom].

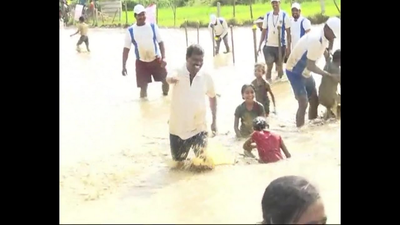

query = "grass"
[[119, 0, 340, 27]]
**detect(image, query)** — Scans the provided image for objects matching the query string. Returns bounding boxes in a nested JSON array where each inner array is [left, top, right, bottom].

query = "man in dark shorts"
[[70, 16, 90, 53], [166, 44, 217, 169], [122, 4, 169, 98], [257, 0, 291, 82]]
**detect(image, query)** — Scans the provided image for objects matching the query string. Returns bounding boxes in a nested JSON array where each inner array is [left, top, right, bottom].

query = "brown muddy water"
[[60, 25, 340, 223]]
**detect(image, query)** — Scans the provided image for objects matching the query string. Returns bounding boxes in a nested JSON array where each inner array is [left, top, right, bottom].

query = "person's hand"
[[285, 48, 291, 58], [272, 108, 277, 115], [330, 73, 340, 82], [160, 58, 167, 68], [70, 34, 73, 37], [122, 67, 127, 76], [286, 153, 292, 159], [257, 48, 262, 56], [211, 122, 217, 135], [168, 77, 179, 84], [235, 131, 241, 138]]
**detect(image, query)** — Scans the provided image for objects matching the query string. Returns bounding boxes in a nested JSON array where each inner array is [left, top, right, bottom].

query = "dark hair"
[[261, 176, 321, 224], [254, 63, 266, 74], [79, 16, 84, 22], [332, 49, 340, 63], [186, 44, 204, 59], [241, 84, 255, 99], [253, 117, 269, 131]]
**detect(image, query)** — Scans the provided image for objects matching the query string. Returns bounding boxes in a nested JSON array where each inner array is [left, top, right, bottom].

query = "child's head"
[[254, 63, 266, 78], [332, 49, 340, 66], [253, 116, 269, 131], [79, 16, 85, 23], [261, 176, 326, 224], [241, 84, 256, 102]]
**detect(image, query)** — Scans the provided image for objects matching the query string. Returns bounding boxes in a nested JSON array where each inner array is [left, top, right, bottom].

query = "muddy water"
[[60, 26, 340, 223]]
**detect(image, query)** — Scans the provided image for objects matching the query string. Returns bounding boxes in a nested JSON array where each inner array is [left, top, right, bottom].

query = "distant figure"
[[234, 84, 266, 138], [243, 117, 291, 163], [251, 63, 276, 116], [285, 17, 340, 128], [70, 16, 90, 53], [258, 0, 291, 82], [319, 49, 341, 120], [254, 16, 264, 31], [208, 14, 230, 54], [261, 176, 327, 224], [290, 2, 311, 49], [122, 4, 169, 98], [166, 44, 217, 169]]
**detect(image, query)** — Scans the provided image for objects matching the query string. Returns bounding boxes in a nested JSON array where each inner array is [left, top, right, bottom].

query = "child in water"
[[70, 16, 90, 53], [234, 84, 266, 138], [319, 49, 341, 119], [243, 117, 291, 163], [251, 63, 276, 116]]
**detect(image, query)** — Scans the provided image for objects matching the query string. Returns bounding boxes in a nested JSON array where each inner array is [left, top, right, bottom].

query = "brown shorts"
[[135, 59, 167, 88], [77, 35, 89, 46]]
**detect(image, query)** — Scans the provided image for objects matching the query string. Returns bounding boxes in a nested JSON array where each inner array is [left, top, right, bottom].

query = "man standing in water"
[[166, 44, 217, 169], [122, 4, 169, 98], [208, 14, 230, 55], [290, 2, 311, 49], [258, 0, 291, 82], [285, 17, 341, 128]]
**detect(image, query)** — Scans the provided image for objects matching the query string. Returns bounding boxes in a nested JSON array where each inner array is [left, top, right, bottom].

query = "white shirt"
[[123, 23, 162, 62], [168, 64, 217, 140], [208, 18, 229, 37], [290, 16, 311, 48], [262, 10, 291, 47], [286, 29, 329, 78]]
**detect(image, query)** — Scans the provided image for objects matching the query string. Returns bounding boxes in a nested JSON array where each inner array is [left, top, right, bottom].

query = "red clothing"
[[251, 130, 284, 163]]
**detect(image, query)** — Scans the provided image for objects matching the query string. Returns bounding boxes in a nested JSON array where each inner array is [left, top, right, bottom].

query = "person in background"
[[234, 84, 265, 138], [319, 49, 341, 120], [70, 16, 90, 53], [261, 176, 327, 224], [243, 117, 291, 163], [166, 44, 217, 169], [254, 16, 264, 31], [122, 4, 169, 98], [290, 2, 311, 49], [285, 17, 340, 128], [208, 14, 230, 54], [251, 63, 276, 116], [257, 0, 291, 82]]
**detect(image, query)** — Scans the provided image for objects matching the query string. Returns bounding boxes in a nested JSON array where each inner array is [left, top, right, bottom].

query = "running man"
[[70, 16, 90, 52], [122, 4, 169, 98], [257, 0, 291, 82], [285, 17, 340, 128], [208, 14, 230, 55], [290, 3, 311, 49]]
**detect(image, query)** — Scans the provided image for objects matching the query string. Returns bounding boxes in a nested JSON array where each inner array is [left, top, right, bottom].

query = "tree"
[[160, 0, 181, 27]]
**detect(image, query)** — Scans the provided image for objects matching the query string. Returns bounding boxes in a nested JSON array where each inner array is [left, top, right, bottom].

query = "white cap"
[[133, 4, 146, 14], [271, 0, 280, 2], [326, 17, 340, 38], [254, 16, 264, 24], [291, 2, 301, 9], [210, 14, 217, 23]]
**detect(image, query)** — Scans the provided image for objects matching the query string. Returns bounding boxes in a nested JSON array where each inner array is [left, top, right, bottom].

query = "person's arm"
[[280, 138, 291, 158], [122, 30, 132, 69], [306, 42, 332, 77], [284, 15, 291, 49], [208, 23, 214, 40], [243, 136, 256, 152], [70, 24, 81, 36], [266, 83, 276, 109], [154, 24, 165, 59], [206, 74, 217, 129], [258, 102, 266, 117], [221, 19, 229, 37], [258, 16, 268, 51], [303, 18, 312, 34], [234, 116, 241, 137]]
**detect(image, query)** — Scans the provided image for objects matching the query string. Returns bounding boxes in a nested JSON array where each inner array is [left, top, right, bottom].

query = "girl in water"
[[261, 176, 327, 224], [243, 117, 291, 163], [251, 63, 276, 116], [234, 84, 266, 138]]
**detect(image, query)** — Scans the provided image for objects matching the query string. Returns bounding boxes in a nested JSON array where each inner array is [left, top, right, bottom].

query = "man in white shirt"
[[257, 0, 291, 82], [121, 4, 169, 98], [166, 44, 217, 168], [285, 17, 340, 128], [290, 3, 311, 49], [208, 14, 230, 54]]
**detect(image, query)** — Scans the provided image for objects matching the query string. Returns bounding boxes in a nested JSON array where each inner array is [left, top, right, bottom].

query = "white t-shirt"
[[290, 16, 311, 48], [168, 64, 217, 140], [286, 29, 329, 78], [262, 10, 291, 47], [123, 23, 163, 62]]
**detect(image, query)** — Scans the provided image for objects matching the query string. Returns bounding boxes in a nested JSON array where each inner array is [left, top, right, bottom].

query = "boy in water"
[[243, 117, 291, 163], [251, 63, 276, 116], [70, 16, 90, 53], [319, 49, 341, 119]]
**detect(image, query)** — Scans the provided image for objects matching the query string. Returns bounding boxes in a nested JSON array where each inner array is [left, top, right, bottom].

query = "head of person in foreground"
[[261, 176, 327, 224], [186, 44, 204, 75]]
